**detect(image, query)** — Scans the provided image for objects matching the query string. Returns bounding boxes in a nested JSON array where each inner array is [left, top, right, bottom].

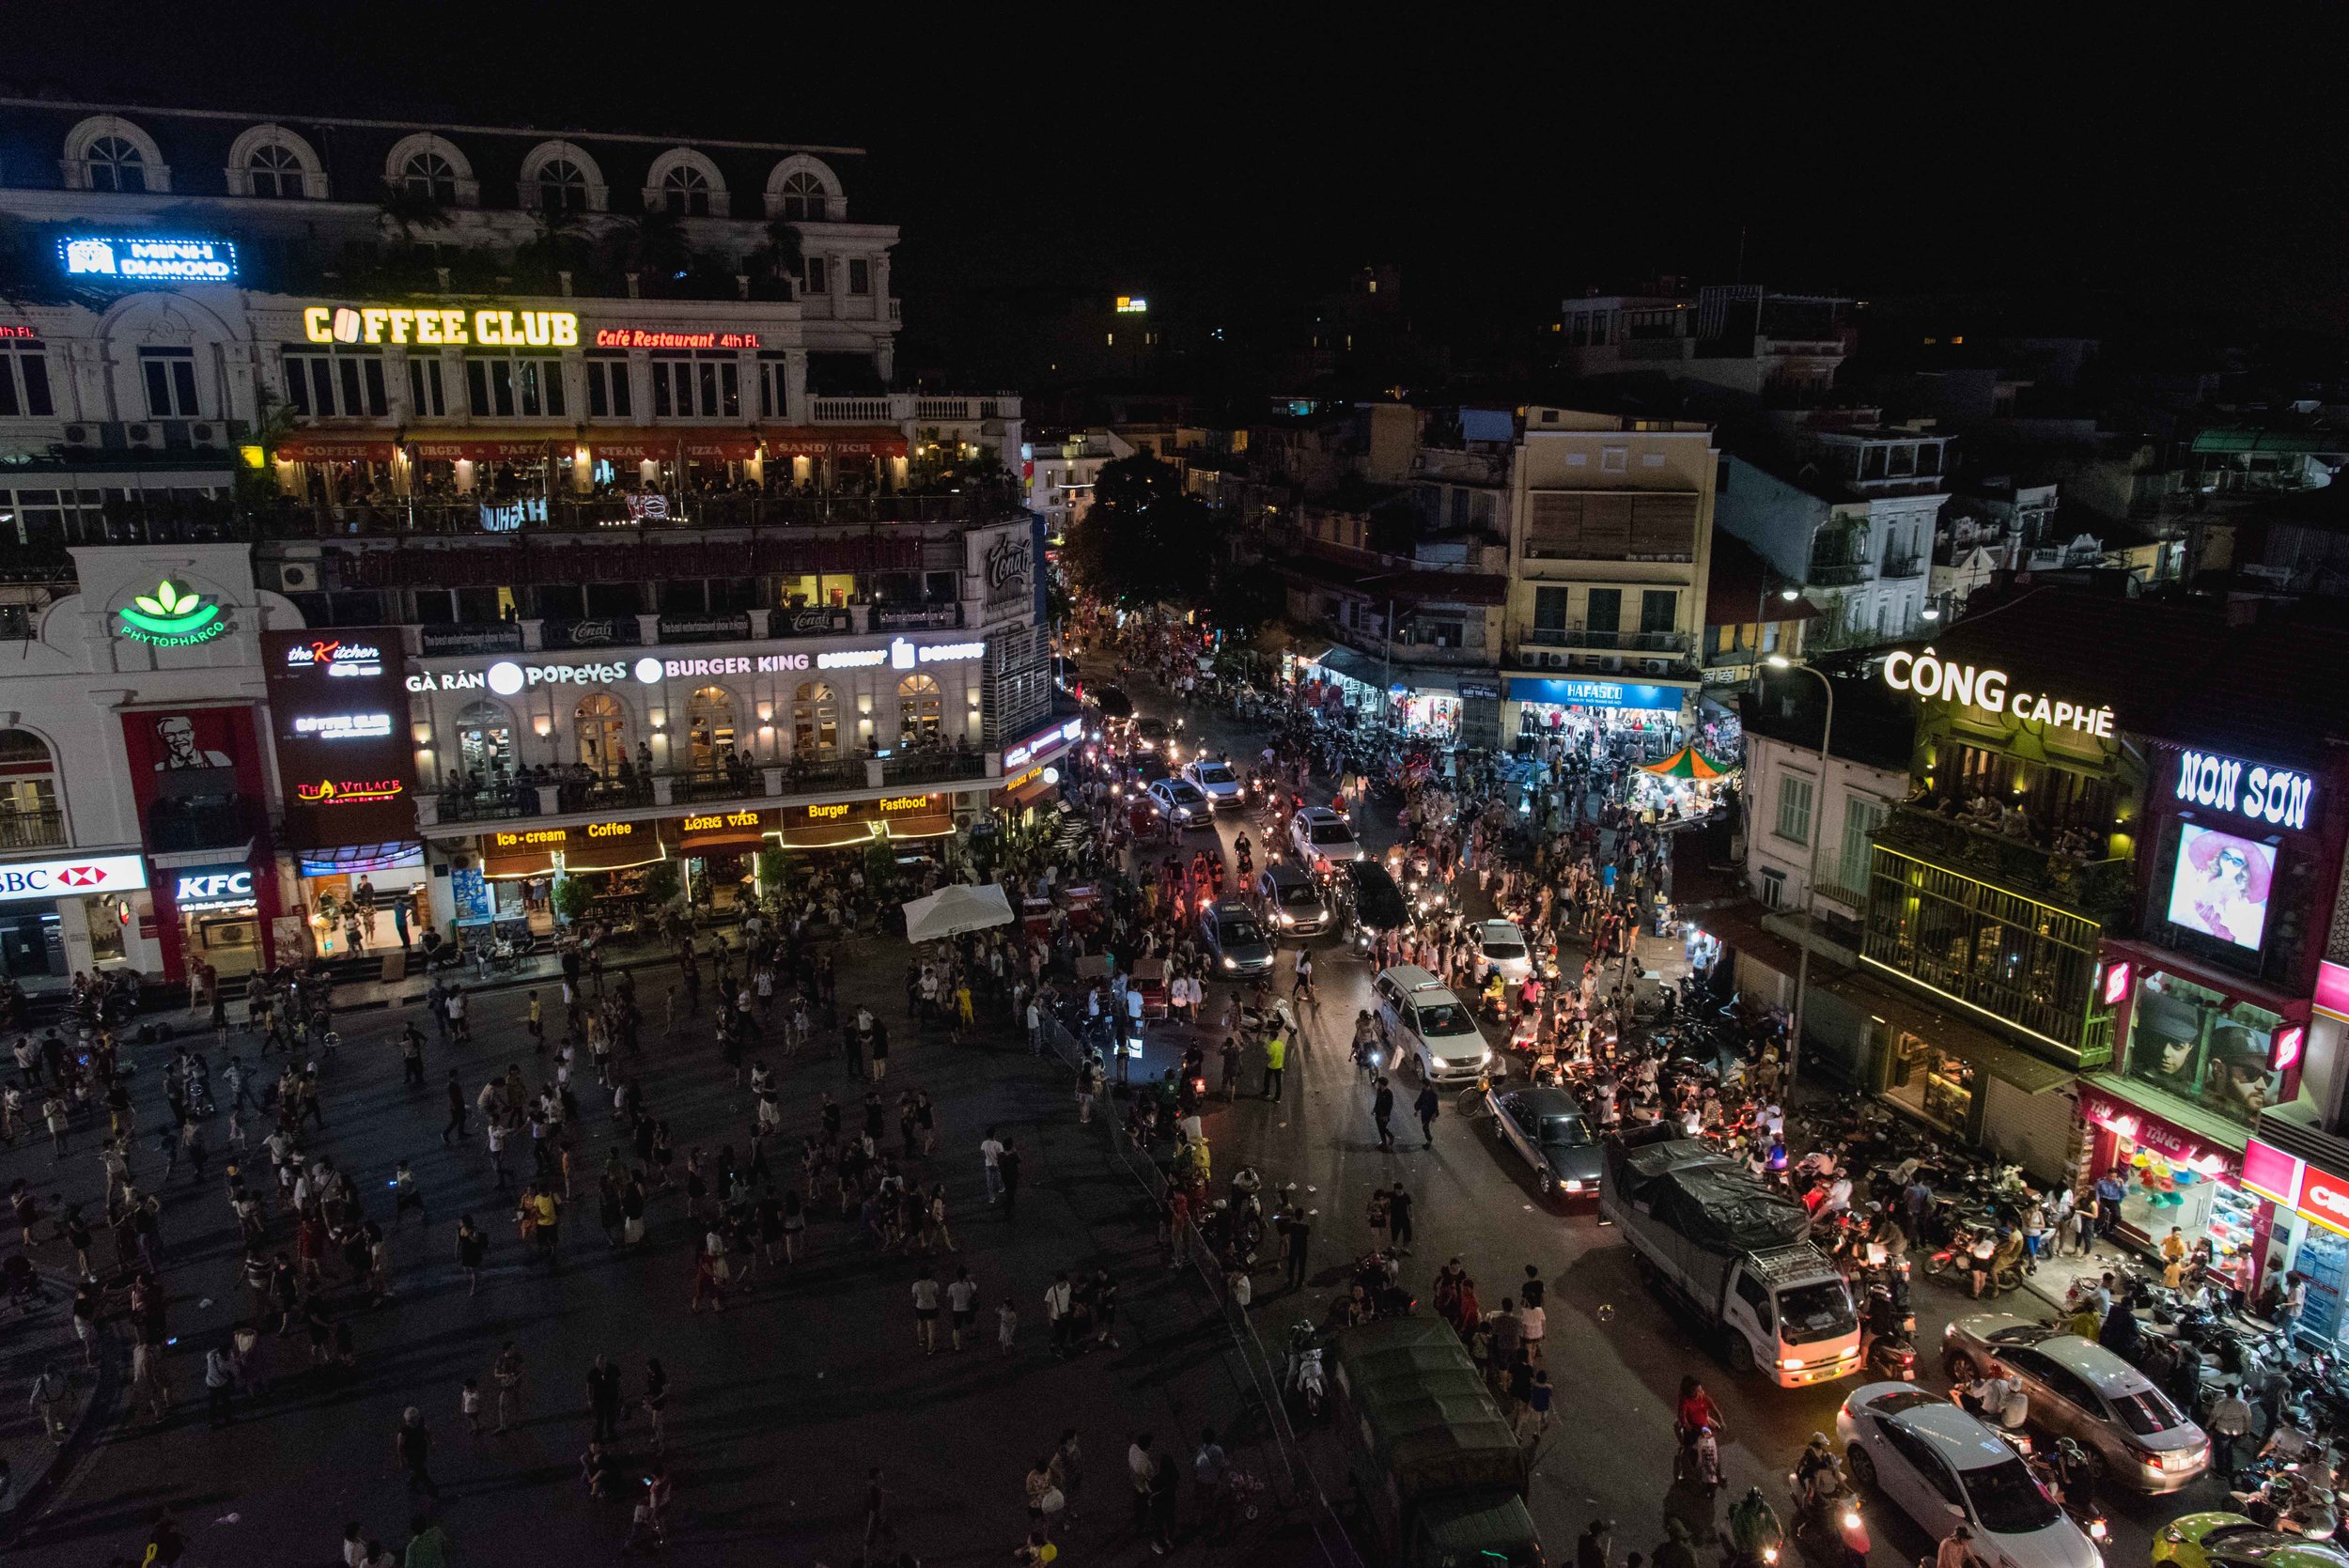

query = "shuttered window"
[[1523, 491, 1698, 560]]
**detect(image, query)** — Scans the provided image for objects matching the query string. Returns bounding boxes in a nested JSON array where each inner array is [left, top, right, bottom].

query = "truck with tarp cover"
[[1598, 1126, 1859, 1387], [1327, 1316, 1544, 1566]]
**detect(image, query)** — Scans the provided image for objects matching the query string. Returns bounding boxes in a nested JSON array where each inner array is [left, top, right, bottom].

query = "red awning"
[[678, 433, 761, 461], [763, 427, 908, 459], [278, 437, 397, 462], [410, 437, 555, 463]]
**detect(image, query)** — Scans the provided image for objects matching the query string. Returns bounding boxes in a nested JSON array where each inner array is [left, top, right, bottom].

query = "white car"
[[1289, 806, 1363, 868], [1145, 778, 1214, 831], [1372, 964, 1500, 1084], [1470, 919, 1532, 986], [1837, 1383, 2100, 1568], [1182, 757, 1246, 812]]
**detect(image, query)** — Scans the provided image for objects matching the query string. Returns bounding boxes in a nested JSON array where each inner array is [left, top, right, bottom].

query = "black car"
[[1488, 1085, 1605, 1198], [1337, 860, 1411, 950]]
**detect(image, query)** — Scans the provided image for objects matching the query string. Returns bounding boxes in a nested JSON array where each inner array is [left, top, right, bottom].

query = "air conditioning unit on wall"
[[271, 562, 318, 594], [124, 423, 161, 451]]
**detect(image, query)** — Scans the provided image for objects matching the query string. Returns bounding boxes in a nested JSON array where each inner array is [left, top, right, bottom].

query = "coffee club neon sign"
[[1882, 648, 2116, 738], [2176, 750, 2316, 833]]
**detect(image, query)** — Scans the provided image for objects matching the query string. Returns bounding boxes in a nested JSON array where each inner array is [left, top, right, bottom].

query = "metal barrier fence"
[[1038, 1012, 1369, 1568]]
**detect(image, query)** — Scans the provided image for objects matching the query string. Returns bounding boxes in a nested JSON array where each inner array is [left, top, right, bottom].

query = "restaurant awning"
[[675, 808, 774, 854], [277, 437, 398, 462], [777, 815, 879, 850], [408, 433, 557, 463], [885, 813, 957, 841], [559, 819, 668, 872], [762, 426, 909, 459], [585, 429, 761, 462], [481, 846, 556, 880]]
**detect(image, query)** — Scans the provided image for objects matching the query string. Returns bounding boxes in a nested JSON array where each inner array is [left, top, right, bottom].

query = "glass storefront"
[[1884, 1031, 1977, 1132], [298, 846, 428, 958], [2078, 1082, 2262, 1292]]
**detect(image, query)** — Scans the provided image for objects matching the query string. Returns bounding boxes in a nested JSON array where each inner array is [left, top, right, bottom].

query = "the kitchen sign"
[[2176, 750, 2316, 833], [1882, 647, 2116, 738]]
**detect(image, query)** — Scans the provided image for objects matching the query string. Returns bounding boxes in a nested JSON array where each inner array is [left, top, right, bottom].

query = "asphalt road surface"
[[0, 673, 2227, 1567]]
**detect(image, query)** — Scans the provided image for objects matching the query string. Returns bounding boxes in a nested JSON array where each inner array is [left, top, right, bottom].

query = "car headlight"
[[1221, 956, 1237, 969], [1274, 911, 1293, 925], [1563, 1178, 1584, 1193]]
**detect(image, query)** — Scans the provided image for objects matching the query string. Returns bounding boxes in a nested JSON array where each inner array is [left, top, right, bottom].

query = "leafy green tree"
[[551, 876, 596, 924], [1063, 456, 1218, 609], [639, 862, 682, 908]]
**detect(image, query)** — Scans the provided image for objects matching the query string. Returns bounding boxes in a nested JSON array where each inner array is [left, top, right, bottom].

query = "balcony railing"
[[1806, 559, 1873, 586], [0, 807, 66, 850], [1875, 804, 2133, 923], [1880, 551, 1925, 579], [880, 749, 988, 787], [1520, 627, 1692, 653], [39, 486, 1030, 549]]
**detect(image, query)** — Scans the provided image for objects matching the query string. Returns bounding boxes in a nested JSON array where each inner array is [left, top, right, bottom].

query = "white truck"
[[1599, 1126, 1861, 1388]]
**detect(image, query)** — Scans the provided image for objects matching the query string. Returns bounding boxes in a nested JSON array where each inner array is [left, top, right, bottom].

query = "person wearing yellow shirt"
[[1262, 1031, 1287, 1103], [532, 1188, 562, 1265]]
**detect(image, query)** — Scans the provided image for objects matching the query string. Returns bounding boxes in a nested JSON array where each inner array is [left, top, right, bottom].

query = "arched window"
[[792, 681, 837, 759], [779, 170, 828, 222], [401, 151, 459, 205], [0, 728, 61, 848], [538, 158, 589, 213], [574, 693, 628, 777], [247, 142, 306, 199], [87, 135, 147, 194], [661, 163, 711, 217], [896, 674, 942, 746], [685, 686, 737, 773], [453, 700, 514, 781]]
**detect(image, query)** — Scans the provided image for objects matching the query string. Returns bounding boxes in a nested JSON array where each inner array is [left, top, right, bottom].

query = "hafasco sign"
[[63, 236, 236, 283], [117, 580, 227, 646], [1882, 647, 2116, 739], [172, 867, 254, 910], [303, 304, 580, 348], [281, 636, 384, 677], [0, 854, 148, 904], [2176, 750, 2316, 833]]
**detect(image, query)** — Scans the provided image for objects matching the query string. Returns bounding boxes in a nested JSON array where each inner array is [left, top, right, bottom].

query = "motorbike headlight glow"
[[1841, 1511, 1860, 1530], [1221, 956, 1237, 969]]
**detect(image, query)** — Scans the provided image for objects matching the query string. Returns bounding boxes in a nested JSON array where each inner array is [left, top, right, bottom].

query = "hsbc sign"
[[0, 853, 148, 904]]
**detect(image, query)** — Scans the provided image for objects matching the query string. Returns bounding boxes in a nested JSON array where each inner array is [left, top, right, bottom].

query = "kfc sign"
[[0, 854, 148, 904], [172, 867, 254, 910]]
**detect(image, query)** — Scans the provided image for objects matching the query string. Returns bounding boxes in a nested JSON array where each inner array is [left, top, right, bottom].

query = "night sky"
[[12, 6, 2344, 356]]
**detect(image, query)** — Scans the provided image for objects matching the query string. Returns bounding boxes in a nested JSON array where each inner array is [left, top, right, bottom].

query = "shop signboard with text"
[[2077, 1081, 2242, 1175], [1506, 676, 1683, 711], [0, 853, 146, 904], [262, 629, 416, 846]]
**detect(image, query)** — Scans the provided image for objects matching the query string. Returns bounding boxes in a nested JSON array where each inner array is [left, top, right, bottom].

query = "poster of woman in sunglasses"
[[2166, 824, 2275, 953]]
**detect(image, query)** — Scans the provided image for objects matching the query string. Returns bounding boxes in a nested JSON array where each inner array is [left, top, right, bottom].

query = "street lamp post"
[[1766, 655, 1834, 1098]]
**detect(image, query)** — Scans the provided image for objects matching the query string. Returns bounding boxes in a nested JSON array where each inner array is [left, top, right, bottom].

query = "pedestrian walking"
[[1373, 1076, 1396, 1151], [1415, 1081, 1440, 1147], [492, 1341, 522, 1432], [1262, 1030, 1286, 1102], [441, 1070, 467, 1146], [912, 1268, 942, 1354], [981, 1128, 1006, 1204], [393, 1406, 440, 1498], [1281, 1207, 1311, 1291], [947, 1265, 979, 1351], [1388, 1183, 1416, 1252], [586, 1352, 624, 1443], [1045, 1271, 1075, 1357]]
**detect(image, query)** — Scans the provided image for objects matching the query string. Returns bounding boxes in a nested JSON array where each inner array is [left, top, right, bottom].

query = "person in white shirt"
[[980, 1129, 1007, 1203]]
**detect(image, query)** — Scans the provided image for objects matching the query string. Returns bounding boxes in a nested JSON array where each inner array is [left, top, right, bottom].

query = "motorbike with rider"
[[1726, 1485, 1785, 1568]]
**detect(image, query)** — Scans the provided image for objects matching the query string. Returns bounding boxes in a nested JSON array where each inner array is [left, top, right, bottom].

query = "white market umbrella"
[[901, 882, 1016, 943]]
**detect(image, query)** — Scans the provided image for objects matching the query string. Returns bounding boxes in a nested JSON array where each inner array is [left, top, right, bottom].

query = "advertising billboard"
[[262, 629, 416, 848], [2165, 824, 2274, 954]]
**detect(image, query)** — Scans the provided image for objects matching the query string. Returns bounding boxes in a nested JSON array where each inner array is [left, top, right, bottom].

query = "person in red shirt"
[[1676, 1375, 1725, 1439]]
